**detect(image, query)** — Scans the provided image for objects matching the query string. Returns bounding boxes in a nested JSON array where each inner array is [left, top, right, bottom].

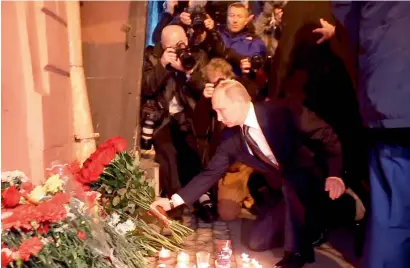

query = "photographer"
[[254, 1, 285, 57], [184, 2, 268, 91], [141, 25, 216, 223]]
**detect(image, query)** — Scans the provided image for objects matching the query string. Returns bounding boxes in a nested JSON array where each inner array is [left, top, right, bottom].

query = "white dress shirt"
[[242, 103, 279, 166], [168, 72, 187, 115]]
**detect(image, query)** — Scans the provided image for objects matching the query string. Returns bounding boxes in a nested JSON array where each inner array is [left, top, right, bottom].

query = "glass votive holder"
[[177, 251, 190, 264], [196, 251, 210, 268]]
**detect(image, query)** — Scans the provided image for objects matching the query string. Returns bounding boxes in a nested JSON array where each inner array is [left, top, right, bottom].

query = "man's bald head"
[[161, 25, 188, 49]]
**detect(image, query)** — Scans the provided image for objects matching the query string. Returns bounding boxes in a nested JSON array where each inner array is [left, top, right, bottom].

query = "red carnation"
[[37, 223, 49, 234], [1, 186, 22, 208], [77, 231, 87, 241], [1, 249, 13, 267], [18, 237, 43, 261], [83, 185, 90, 191]]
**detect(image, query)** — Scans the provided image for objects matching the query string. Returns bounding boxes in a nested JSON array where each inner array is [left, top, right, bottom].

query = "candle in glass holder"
[[196, 251, 210, 268], [158, 247, 171, 263], [241, 253, 250, 265], [250, 259, 261, 268], [177, 251, 190, 265]]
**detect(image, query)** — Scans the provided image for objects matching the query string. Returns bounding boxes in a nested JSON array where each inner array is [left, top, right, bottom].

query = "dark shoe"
[[354, 219, 366, 257], [196, 200, 217, 223], [312, 229, 328, 247], [274, 251, 314, 268]]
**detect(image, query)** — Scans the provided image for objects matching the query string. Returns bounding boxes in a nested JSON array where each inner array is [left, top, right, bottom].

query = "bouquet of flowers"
[[1, 171, 117, 268], [70, 137, 193, 244]]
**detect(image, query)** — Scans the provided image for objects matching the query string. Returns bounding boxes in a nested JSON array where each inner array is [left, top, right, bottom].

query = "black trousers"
[[153, 114, 201, 197], [241, 169, 356, 253]]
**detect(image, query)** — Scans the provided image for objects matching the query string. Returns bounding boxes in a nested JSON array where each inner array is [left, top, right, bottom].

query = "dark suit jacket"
[[178, 101, 343, 205]]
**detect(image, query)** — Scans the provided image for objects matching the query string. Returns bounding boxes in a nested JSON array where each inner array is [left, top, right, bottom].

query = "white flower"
[[54, 224, 70, 233], [1, 170, 28, 184], [64, 205, 77, 220], [1, 212, 13, 220], [115, 220, 136, 236], [1, 248, 12, 256], [109, 212, 121, 227]]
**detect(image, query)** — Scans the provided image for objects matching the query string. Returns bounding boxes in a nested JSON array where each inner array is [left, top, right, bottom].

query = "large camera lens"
[[188, 5, 207, 35], [175, 46, 196, 71], [192, 16, 205, 34], [141, 114, 155, 150]]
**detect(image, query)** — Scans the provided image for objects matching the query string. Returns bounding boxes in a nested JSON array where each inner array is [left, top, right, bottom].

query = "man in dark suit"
[[151, 80, 346, 267]]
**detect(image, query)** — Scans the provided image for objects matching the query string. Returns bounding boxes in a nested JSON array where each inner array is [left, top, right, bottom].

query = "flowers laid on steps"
[[71, 136, 194, 244], [1, 172, 113, 268], [1, 136, 194, 267]]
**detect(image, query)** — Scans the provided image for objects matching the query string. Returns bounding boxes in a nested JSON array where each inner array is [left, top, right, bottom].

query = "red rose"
[[82, 158, 93, 169], [1, 186, 22, 208], [87, 162, 105, 182], [80, 168, 91, 182], [109, 137, 127, 152], [77, 231, 87, 241], [95, 146, 116, 166]]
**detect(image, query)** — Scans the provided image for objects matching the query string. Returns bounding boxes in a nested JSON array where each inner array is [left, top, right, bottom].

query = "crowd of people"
[[140, 1, 410, 268]]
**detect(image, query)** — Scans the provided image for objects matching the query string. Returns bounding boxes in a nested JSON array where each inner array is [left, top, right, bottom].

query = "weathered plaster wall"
[[1, 1, 74, 184]]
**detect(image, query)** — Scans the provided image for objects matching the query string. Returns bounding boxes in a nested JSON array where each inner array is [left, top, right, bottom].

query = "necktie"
[[242, 125, 279, 170]]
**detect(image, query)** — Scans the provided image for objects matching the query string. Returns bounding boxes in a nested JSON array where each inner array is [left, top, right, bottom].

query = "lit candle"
[[241, 253, 250, 263], [158, 247, 171, 263], [177, 251, 190, 264]]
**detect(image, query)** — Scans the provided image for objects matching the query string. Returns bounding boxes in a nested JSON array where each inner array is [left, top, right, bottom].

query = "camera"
[[187, 5, 207, 35], [175, 42, 197, 71], [250, 55, 265, 71], [140, 100, 164, 150]]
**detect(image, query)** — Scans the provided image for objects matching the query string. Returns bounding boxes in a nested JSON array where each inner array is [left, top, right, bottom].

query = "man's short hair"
[[228, 2, 249, 14], [202, 58, 235, 80], [215, 80, 251, 103]]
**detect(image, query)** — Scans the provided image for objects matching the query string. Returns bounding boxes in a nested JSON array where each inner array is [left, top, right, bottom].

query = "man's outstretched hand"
[[150, 197, 172, 212], [312, 18, 336, 44]]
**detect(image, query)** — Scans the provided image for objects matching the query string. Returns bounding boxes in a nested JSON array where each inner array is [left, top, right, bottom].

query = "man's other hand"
[[161, 47, 177, 68], [203, 83, 215, 98], [240, 58, 251, 74], [165, 0, 178, 15], [150, 198, 172, 211], [204, 14, 215, 31], [325, 177, 345, 200], [180, 12, 192, 26]]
